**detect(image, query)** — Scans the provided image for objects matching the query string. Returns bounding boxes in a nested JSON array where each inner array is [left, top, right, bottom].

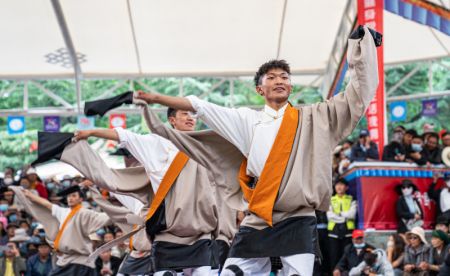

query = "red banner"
[[358, 0, 385, 157], [109, 114, 126, 129]]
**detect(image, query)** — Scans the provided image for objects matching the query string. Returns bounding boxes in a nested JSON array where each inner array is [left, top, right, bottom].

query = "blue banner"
[[390, 101, 407, 122], [7, 116, 25, 135]]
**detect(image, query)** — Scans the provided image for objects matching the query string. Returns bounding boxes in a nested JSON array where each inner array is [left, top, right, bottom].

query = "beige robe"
[[139, 31, 378, 230], [9, 186, 111, 268], [58, 140, 219, 246]]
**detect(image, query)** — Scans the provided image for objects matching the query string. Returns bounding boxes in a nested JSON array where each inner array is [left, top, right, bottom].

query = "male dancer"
[[131, 26, 379, 275], [10, 185, 111, 275]]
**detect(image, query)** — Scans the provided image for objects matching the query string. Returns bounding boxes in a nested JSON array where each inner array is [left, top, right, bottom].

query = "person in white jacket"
[[349, 249, 394, 276]]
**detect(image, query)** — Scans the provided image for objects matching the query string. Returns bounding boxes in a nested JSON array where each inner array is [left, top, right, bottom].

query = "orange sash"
[[238, 103, 299, 226], [145, 151, 189, 221], [129, 224, 138, 250], [54, 204, 82, 251]]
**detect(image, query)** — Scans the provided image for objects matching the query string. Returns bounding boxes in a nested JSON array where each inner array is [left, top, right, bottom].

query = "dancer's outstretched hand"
[[73, 130, 91, 142], [135, 90, 157, 104]]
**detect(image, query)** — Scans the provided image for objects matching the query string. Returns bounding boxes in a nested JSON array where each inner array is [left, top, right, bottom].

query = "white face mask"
[[402, 187, 413, 196], [3, 178, 13, 185]]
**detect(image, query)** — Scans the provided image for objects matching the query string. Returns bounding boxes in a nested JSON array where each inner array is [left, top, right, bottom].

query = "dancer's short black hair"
[[167, 107, 177, 119], [254, 60, 291, 86]]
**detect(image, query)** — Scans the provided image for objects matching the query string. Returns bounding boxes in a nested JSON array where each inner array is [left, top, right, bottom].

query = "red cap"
[[352, 229, 365, 239]]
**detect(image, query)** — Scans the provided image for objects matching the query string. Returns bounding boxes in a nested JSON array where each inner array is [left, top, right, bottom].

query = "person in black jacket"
[[422, 132, 443, 165], [396, 179, 424, 234], [428, 172, 450, 221], [382, 127, 406, 162], [405, 135, 427, 166], [333, 229, 375, 276], [350, 130, 379, 162], [95, 247, 122, 276]]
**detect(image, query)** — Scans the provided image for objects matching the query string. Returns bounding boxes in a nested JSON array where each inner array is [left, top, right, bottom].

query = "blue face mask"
[[411, 144, 422, 152], [46, 183, 55, 190], [343, 148, 352, 158], [9, 214, 17, 222], [91, 201, 97, 207], [38, 232, 46, 238], [31, 222, 38, 229], [0, 204, 8, 212], [354, 243, 365, 249], [96, 229, 105, 236], [62, 180, 71, 188]]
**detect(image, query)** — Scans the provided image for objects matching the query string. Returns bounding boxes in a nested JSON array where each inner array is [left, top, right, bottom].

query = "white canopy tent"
[[0, 0, 449, 109]]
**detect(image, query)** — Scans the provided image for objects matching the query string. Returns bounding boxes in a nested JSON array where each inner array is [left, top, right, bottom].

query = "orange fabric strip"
[[145, 152, 189, 221], [129, 224, 137, 250], [238, 104, 299, 226], [54, 204, 82, 251]]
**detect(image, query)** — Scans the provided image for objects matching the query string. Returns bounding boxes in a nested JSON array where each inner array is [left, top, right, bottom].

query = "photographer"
[[0, 241, 27, 275], [350, 130, 380, 162], [349, 249, 394, 276]]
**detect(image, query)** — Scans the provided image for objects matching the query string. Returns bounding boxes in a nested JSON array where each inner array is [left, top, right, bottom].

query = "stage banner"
[[43, 116, 60, 132], [77, 115, 95, 130], [422, 99, 438, 116], [389, 101, 407, 122], [7, 116, 25, 135], [358, 0, 385, 158], [343, 165, 449, 230], [109, 114, 126, 129]]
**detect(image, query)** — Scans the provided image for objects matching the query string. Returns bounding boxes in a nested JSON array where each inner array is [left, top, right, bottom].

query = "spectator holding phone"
[[0, 241, 27, 276]]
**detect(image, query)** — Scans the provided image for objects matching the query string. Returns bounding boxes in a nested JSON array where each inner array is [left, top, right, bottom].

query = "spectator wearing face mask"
[[25, 169, 47, 200], [338, 140, 354, 175], [422, 133, 443, 165], [406, 135, 427, 166], [350, 130, 379, 162], [349, 249, 394, 276], [333, 229, 375, 276], [404, 227, 432, 276], [396, 179, 424, 234], [428, 173, 450, 222], [386, 233, 406, 276], [382, 127, 406, 162]]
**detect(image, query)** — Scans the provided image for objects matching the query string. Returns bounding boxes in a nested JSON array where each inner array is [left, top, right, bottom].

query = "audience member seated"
[[95, 247, 122, 276], [406, 135, 427, 166], [383, 126, 406, 162], [404, 227, 432, 276], [349, 249, 394, 276], [0, 241, 26, 276], [396, 180, 424, 234], [428, 173, 450, 221], [422, 133, 443, 165], [386, 233, 406, 276], [25, 169, 47, 199], [421, 230, 450, 276], [441, 131, 450, 148], [403, 129, 418, 153], [333, 229, 375, 276], [350, 130, 380, 162], [25, 238, 52, 276]]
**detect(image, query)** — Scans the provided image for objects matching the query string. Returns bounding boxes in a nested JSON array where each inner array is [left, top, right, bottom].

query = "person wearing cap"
[[25, 168, 47, 199], [428, 172, 450, 222], [327, 178, 357, 269], [396, 179, 424, 234], [417, 230, 450, 275], [0, 241, 26, 276], [404, 226, 432, 275], [1, 223, 18, 246], [333, 229, 375, 276], [11, 185, 111, 275], [435, 216, 449, 235], [403, 129, 418, 150], [349, 249, 394, 276], [382, 127, 406, 162], [25, 238, 53, 276], [406, 135, 427, 166], [422, 132, 443, 165], [350, 129, 380, 162]]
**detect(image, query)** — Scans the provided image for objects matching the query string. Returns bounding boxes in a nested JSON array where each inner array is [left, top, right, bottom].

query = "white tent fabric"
[[0, 0, 448, 85]]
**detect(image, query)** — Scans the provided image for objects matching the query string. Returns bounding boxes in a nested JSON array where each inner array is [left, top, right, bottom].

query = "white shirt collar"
[[263, 103, 289, 119]]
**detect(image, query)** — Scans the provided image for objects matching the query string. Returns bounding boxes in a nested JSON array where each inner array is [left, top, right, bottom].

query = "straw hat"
[[442, 147, 450, 167], [406, 226, 427, 245]]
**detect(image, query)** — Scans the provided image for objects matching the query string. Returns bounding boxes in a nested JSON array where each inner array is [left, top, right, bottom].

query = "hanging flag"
[[390, 101, 407, 122], [7, 116, 25, 135], [422, 99, 437, 116], [43, 116, 60, 132], [358, 0, 385, 158], [109, 114, 126, 129], [77, 115, 95, 130]]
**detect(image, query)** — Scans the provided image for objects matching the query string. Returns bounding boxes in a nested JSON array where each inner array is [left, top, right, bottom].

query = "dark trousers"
[[328, 236, 352, 271], [314, 228, 331, 276]]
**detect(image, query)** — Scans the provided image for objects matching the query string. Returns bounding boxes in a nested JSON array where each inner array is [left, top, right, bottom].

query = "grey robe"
[[10, 186, 111, 268], [138, 31, 378, 231]]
